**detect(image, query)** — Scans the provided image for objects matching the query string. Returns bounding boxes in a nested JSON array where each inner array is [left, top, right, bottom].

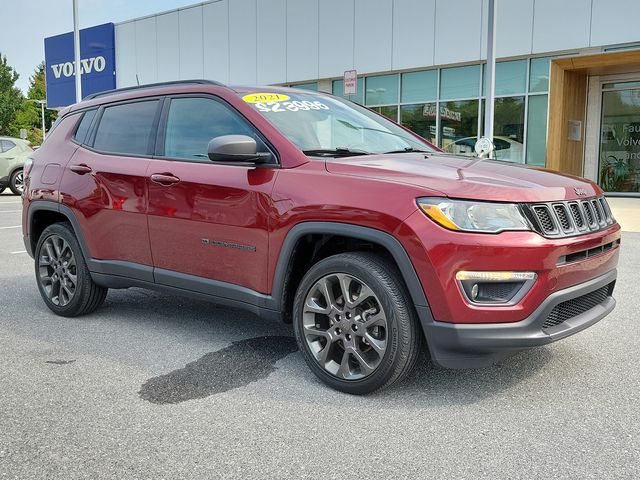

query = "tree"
[[12, 62, 56, 145], [0, 53, 23, 136]]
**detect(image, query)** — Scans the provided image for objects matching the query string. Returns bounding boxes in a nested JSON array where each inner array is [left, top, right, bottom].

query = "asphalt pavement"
[[0, 192, 638, 479]]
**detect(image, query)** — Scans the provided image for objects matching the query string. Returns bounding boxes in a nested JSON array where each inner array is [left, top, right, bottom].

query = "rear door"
[[146, 95, 278, 294], [60, 99, 161, 277]]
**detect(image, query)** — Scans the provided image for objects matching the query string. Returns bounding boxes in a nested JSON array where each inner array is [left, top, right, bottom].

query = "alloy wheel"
[[302, 273, 388, 380], [38, 235, 77, 307], [13, 171, 24, 193]]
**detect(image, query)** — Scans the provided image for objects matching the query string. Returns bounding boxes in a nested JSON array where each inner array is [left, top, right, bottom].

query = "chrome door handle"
[[150, 173, 180, 186]]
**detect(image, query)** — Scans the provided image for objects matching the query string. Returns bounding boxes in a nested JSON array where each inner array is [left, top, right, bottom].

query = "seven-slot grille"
[[542, 282, 614, 330], [526, 196, 615, 238]]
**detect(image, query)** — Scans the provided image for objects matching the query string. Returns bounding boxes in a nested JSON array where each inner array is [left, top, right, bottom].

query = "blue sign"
[[44, 23, 116, 108]]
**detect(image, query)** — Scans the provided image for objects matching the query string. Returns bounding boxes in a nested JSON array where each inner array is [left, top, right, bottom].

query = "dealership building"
[[45, 0, 640, 195]]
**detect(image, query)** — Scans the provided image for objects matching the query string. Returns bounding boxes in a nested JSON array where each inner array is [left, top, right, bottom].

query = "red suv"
[[22, 81, 620, 394]]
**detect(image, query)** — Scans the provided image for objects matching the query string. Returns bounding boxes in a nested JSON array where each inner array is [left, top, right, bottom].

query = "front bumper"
[[419, 269, 617, 368]]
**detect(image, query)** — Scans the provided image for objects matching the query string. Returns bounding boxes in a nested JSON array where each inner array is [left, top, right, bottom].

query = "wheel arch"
[[272, 222, 429, 323]]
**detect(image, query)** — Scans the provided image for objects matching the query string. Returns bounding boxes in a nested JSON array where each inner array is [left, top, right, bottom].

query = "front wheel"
[[293, 252, 422, 394], [35, 222, 108, 317], [9, 169, 24, 195]]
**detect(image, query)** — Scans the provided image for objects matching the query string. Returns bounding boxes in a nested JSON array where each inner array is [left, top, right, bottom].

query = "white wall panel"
[[228, 0, 257, 84], [532, 0, 591, 53], [179, 6, 204, 78], [590, 0, 640, 48], [257, 0, 286, 85], [203, 1, 229, 83], [319, 0, 354, 78], [495, 0, 534, 57], [434, 0, 483, 65], [134, 18, 158, 85], [354, 0, 392, 73], [156, 12, 180, 82], [115, 22, 137, 87], [392, 0, 435, 70], [286, 0, 318, 82]]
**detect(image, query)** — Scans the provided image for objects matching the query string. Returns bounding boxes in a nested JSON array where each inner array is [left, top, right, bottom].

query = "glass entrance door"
[[599, 80, 640, 193]]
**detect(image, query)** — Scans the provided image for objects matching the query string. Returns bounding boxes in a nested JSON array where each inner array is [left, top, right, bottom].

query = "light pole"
[[30, 100, 47, 141], [73, 0, 82, 102]]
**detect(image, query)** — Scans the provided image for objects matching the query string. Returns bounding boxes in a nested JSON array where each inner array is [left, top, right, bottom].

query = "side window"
[[93, 100, 159, 155], [73, 109, 97, 144], [1, 140, 16, 153], [164, 97, 259, 160]]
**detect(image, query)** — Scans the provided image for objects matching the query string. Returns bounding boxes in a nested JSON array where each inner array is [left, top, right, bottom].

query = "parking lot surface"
[[0, 192, 638, 479]]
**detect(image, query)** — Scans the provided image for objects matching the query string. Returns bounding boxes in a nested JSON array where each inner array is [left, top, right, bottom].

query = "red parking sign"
[[344, 70, 357, 97]]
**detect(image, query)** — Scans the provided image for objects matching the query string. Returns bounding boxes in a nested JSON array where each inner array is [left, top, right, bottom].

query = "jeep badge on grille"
[[574, 187, 587, 196]]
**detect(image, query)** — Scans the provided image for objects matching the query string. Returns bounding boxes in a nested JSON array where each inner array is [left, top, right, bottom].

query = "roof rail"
[[82, 79, 226, 101]]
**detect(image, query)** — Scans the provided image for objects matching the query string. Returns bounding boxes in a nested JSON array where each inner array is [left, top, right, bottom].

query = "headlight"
[[417, 197, 530, 233]]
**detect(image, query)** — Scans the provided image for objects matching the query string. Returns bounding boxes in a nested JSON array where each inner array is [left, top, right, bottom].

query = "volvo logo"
[[50, 56, 107, 79], [574, 187, 588, 196]]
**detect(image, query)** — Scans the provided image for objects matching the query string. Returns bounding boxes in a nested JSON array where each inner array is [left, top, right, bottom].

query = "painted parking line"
[[0, 201, 23, 204], [0, 226, 21, 230], [0, 210, 22, 213], [10, 250, 27, 255]]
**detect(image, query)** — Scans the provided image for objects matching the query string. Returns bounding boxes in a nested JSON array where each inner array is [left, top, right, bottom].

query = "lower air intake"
[[543, 283, 614, 330]]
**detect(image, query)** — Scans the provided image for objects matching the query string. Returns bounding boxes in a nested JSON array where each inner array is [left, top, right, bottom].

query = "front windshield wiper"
[[302, 148, 371, 158], [383, 147, 431, 154]]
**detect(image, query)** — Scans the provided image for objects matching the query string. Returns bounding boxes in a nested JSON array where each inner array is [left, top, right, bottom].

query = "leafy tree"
[[0, 53, 23, 136], [12, 62, 56, 145]]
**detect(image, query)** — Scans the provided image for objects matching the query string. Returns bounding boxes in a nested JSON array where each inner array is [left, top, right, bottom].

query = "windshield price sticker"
[[242, 93, 290, 103], [245, 99, 330, 114]]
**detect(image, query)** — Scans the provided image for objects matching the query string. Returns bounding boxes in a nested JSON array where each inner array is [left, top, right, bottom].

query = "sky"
[[1, 0, 200, 94]]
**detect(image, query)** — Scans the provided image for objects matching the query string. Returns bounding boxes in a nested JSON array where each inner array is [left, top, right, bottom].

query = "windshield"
[[240, 91, 436, 156]]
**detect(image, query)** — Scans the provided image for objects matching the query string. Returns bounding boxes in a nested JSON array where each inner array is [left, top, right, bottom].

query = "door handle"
[[150, 173, 180, 186], [70, 164, 92, 175]]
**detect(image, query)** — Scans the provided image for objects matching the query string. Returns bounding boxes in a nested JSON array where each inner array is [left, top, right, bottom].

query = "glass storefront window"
[[440, 65, 480, 100], [332, 78, 364, 104], [365, 74, 399, 106], [400, 103, 437, 145], [370, 105, 398, 122], [439, 100, 479, 155], [526, 95, 548, 166], [599, 85, 640, 192], [493, 96, 525, 162], [529, 58, 550, 93], [482, 60, 527, 96], [401, 70, 437, 103], [292, 82, 318, 91]]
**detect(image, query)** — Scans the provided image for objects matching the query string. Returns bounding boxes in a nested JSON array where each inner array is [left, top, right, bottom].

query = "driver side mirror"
[[207, 135, 271, 165]]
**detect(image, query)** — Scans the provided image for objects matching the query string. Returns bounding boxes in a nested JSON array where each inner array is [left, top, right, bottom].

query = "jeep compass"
[[22, 80, 620, 394]]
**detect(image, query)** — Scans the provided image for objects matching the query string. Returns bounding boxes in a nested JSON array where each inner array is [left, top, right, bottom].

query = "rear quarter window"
[[73, 109, 97, 144]]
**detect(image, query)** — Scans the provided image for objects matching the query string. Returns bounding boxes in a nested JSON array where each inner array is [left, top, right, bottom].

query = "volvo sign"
[[44, 23, 116, 108]]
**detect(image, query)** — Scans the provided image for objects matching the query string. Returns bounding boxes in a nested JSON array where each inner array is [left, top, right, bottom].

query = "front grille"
[[526, 196, 615, 238], [542, 282, 614, 330]]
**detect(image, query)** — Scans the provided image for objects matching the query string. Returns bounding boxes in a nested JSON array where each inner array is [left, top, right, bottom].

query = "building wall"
[[115, 0, 640, 88]]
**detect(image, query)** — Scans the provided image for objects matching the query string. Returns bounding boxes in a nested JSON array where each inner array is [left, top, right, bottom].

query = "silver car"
[[0, 137, 33, 195]]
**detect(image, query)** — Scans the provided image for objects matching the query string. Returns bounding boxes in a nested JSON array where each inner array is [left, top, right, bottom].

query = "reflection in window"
[[526, 95, 548, 166], [400, 104, 437, 145], [365, 74, 399, 105], [401, 70, 437, 103], [493, 96, 525, 163], [292, 82, 318, 91], [439, 100, 479, 155], [529, 58, 551, 93], [483, 60, 527, 96], [370, 105, 398, 122], [440, 65, 480, 100], [599, 87, 640, 192]]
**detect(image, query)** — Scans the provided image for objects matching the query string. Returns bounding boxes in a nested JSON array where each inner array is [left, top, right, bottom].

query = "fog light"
[[456, 271, 537, 305]]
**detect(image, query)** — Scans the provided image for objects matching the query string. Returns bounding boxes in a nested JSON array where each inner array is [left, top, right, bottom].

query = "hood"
[[325, 153, 601, 202]]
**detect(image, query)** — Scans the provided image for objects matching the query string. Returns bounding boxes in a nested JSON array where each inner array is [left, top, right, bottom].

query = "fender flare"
[[270, 222, 429, 310]]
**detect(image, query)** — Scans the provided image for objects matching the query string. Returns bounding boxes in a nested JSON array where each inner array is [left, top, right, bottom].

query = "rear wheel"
[[293, 252, 422, 394], [9, 169, 24, 195], [35, 223, 108, 317]]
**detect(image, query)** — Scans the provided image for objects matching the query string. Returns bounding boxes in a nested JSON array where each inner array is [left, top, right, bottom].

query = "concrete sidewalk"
[[607, 197, 640, 232]]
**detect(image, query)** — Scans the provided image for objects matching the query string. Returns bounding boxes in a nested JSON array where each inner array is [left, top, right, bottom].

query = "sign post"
[[481, 0, 497, 158], [73, 0, 82, 102], [343, 70, 357, 99]]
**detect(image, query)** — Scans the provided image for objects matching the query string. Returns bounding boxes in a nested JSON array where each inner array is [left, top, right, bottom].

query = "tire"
[[9, 169, 24, 195], [293, 252, 422, 394], [34, 222, 108, 317]]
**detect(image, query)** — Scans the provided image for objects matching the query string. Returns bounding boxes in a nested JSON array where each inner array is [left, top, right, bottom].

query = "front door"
[[146, 95, 277, 294], [592, 77, 640, 194]]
